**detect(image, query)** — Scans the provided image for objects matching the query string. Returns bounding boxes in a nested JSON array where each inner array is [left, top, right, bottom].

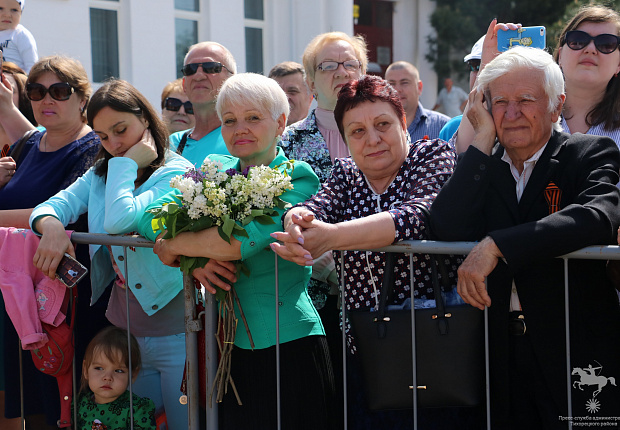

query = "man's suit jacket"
[[430, 131, 620, 426]]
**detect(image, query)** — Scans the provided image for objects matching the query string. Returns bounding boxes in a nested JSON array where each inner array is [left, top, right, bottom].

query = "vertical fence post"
[[123, 246, 135, 430], [203, 275, 218, 430], [409, 253, 418, 430], [340, 251, 348, 430], [563, 258, 572, 428], [183, 273, 201, 430]]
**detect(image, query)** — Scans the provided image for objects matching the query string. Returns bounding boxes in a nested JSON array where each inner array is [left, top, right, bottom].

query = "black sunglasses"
[[563, 30, 620, 54], [26, 82, 75, 102], [467, 60, 481, 73], [163, 97, 194, 115], [182, 61, 232, 76]]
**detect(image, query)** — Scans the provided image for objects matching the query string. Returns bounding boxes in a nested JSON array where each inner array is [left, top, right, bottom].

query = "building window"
[[175, 18, 198, 78], [90, 8, 119, 82], [244, 0, 264, 74], [175, 3, 200, 78], [244, 0, 263, 20], [245, 27, 263, 73], [175, 0, 199, 12]]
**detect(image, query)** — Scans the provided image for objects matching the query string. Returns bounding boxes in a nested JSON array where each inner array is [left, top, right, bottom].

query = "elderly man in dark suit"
[[430, 46, 620, 428]]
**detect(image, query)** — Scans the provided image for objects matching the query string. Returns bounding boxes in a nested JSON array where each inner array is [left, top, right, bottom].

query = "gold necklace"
[[42, 126, 84, 152]]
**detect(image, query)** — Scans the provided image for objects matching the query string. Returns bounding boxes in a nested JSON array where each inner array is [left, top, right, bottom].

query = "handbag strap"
[[375, 252, 397, 338], [175, 130, 191, 156], [9, 129, 37, 164]]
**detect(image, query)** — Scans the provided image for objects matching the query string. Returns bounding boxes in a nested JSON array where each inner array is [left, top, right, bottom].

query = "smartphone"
[[497, 26, 546, 52], [56, 253, 88, 288]]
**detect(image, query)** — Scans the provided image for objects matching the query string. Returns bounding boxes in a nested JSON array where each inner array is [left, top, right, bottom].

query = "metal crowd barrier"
[[19, 233, 618, 429]]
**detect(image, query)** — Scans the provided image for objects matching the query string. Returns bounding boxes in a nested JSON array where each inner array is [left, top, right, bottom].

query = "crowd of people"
[[0, 2, 620, 429]]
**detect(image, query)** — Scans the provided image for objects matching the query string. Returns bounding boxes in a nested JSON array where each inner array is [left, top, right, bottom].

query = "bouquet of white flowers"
[[148, 157, 295, 404]]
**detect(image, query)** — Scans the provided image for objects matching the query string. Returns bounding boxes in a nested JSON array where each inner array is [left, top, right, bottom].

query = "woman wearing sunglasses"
[[0, 56, 102, 429], [30, 79, 193, 430], [160, 78, 195, 135], [554, 5, 620, 143]]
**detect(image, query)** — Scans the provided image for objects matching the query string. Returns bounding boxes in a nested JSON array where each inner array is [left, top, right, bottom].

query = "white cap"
[[15, 0, 25, 10], [464, 36, 484, 62]]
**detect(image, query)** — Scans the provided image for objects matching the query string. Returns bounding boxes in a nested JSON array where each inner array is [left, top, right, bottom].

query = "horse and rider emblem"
[[572, 361, 617, 413]]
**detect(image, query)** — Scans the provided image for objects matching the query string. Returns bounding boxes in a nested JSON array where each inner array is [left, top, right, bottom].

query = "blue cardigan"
[[30, 151, 193, 315]]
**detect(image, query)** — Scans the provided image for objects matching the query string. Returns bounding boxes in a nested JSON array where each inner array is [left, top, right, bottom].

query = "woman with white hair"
[[140, 73, 335, 429]]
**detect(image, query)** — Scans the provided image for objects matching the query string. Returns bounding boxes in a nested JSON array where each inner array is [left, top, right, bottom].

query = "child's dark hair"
[[80, 326, 141, 394]]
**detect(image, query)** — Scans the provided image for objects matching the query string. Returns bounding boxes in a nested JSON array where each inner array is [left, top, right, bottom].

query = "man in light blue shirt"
[[170, 41, 236, 165]]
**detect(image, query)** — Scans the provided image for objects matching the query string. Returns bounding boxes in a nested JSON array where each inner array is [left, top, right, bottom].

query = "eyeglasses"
[[563, 30, 620, 54], [182, 61, 232, 76], [163, 97, 194, 115], [26, 82, 75, 102], [316, 60, 361, 72], [467, 60, 481, 73]]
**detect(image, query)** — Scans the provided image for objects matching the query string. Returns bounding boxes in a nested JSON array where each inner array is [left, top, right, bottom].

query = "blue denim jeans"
[[132, 333, 188, 430]]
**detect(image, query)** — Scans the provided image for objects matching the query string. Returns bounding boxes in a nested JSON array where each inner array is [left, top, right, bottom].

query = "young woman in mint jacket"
[[29, 80, 193, 430]]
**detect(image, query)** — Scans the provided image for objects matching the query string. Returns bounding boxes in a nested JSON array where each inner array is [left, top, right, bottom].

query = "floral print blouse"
[[280, 109, 334, 184]]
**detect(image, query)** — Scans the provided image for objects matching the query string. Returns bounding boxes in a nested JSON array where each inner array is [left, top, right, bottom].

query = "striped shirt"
[[407, 102, 450, 143]]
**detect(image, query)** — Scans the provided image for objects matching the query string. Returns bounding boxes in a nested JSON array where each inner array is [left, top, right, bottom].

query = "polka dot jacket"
[[300, 138, 457, 312]]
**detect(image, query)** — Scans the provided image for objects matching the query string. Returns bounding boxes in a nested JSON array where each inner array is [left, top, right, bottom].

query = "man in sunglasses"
[[385, 60, 449, 142], [169, 41, 236, 166], [431, 46, 620, 427]]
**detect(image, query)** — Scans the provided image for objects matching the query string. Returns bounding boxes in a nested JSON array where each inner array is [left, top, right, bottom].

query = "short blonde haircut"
[[302, 32, 368, 82], [216, 73, 289, 123]]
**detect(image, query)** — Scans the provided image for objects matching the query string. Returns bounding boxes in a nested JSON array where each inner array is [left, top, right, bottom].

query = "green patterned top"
[[75, 390, 156, 430]]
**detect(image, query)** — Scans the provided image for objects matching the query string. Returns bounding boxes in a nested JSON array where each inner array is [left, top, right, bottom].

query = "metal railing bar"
[[340, 251, 348, 430], [275, 254, 282, 430], [68, 233, 620, 261], [564, 258, 573, 429], [204, 282, 218, 430], [183, 274, 200, 430], [484, 283, 491, 430], [70, 233, 155, 248], [409, 253, 418, 430], [122, 245, 135, 430]]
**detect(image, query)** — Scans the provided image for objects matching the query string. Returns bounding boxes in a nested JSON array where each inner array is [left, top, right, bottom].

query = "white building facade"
[[22, 0, 438, 110]]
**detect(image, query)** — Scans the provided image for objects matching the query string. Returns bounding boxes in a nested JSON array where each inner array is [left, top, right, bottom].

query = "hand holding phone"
[[497, 26, 546, 52], [56, 253, 88, 288]]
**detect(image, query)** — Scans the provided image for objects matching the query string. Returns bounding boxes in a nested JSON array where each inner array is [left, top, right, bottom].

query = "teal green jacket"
[[138, 147, 324, 349]]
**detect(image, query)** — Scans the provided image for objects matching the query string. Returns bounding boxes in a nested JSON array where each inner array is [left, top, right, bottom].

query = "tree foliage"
[[426, 0, 620, 81]]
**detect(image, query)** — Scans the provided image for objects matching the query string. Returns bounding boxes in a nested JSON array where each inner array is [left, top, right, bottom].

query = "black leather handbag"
[[348, 251, 486, 410]]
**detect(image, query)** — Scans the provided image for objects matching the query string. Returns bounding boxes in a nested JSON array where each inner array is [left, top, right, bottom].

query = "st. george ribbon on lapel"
[[1, 144, 9, 158], [544, 181, 562, 214]]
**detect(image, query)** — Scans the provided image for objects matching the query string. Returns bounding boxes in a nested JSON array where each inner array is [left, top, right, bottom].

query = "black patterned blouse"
[[299, 139, 457, 312]]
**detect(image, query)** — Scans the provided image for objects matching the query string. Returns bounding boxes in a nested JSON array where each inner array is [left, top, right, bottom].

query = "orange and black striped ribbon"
[[1, 144, 10, 158], [544, 182, 561, 215]]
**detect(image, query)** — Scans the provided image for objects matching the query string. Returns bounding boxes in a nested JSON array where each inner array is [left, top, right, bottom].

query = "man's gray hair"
[[476, 46, 564, 131], [184, 41, 237, 74], [216, 73, 290, 123]]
